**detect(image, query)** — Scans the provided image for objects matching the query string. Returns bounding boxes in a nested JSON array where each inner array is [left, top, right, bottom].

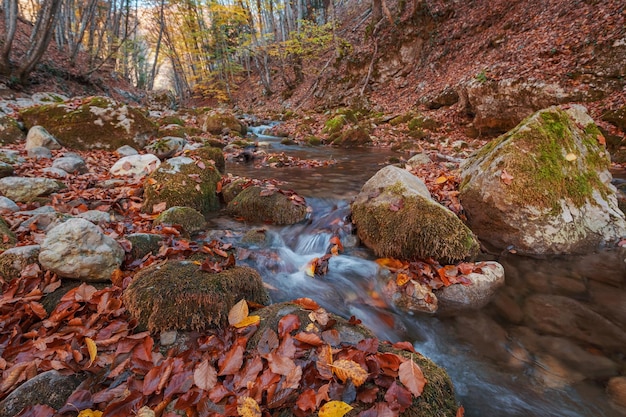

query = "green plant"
[[475, 70, 488, 83]]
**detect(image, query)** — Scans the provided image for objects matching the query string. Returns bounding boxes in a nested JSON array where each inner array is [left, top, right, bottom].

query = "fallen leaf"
[[500, 169, 514, 185], [233, 315, 260, 328], [152, 201, 167, 214], [318, 400, 353, 417], [331, 359, 368, 386], [85, 337, 97, 367], [137, 406, 156, 417], [194, 359, 217, 391], [597, 134, 606, 146], [77, 410, 103, 417], [396, 273, 410, 286], [435, 175, 448, 184], [565, 153, 577, 161], [237, 396, 261, 417], [398, 358, 426, 397], [292, 297, 320, 310], [228, 299, 249, 326]]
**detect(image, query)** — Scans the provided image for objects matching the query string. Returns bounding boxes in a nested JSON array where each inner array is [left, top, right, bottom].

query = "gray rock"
[[0, 370, 83, 417], [18, 212, 69, 233], [146, 136, 187, 159], [52, 156, 87, 174], [116, 145, 138, 156], [77, 210, 113, 223], [0, 177, 63, 202], [0, 162, 13, 178], [110, 154, 161, 177], [41, 167, 68, 178], [27, 146, 52, 159], [38, 218, 124, 281], [460, 105, 626, 255], [0, 149, 21, 164], [0, 196, 19, 212], [406, 153, 432, 167], [25, 125, 61, 150], [436, 261, 505, 315], [0, 115, 25, 144], [126, 233, 164, 260]]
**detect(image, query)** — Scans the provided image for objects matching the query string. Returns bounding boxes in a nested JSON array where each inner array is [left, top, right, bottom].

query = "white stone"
[[110, 154, 161, 177], [25, 126, 61, 150]]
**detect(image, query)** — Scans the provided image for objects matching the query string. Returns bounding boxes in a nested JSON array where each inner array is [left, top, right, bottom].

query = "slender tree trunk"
[[0, 0, 19, 74], [148, 0, 166, 90], [70, 0, 99, 63]]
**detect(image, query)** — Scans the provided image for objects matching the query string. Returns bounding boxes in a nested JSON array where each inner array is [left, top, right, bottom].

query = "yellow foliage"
[[318, 401, 353, 417]]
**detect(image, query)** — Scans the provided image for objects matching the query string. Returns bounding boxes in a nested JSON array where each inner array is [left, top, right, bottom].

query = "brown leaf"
[[218, 345, 244, 375], [266, 352, 296, 376], [296, 389, 317, 412], [194, 359, 217, 391], [228, 299, 249, 326], [331, 359, 368, 386], [152, 201, 167, 214], [316, 344, 334, 380], [293, 332, 323, 346], [278, 314, 301, 338], [398, 358, 426, 397], [292, 297, 320, 310], [500, 169, 514, 185]]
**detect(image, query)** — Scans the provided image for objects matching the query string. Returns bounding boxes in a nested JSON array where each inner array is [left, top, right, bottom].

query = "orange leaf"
[[331, 359, 368, 386], [294, 332, 323, 346], [398, 358, 426, 397], [152, 201, 167, 214], [228, 299, 249, 326], [329, 236, 343, 251], [396, 273, 410, 286], [435, 176, 448, 184], [597, 134, 606, 146], [376, 258, 408, 271], [233, 315, 260, 328], [456, 405, 465, 417], [292, 297, 320, 310], [85, 337, 97, 367]]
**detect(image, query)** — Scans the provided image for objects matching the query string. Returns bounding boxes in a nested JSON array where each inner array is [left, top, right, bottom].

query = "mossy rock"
[[602, 105, 626, 133], [156, 124, 189, 138], [408, 116, 440, 132], [227, 186, 308, 225], [306, 136, 322, 146], [249, 302, 459, 417], [126, 233, 164, 261], [158, 115, 185, 127], [142, 154, 222, 215], [352, 166, 479, 264], [389, 113, 414, 126], [123, 260, 270, 331], [19, 96, 157, 150], [154, 206, 207, 237], [202, 111, 246, 136], [460, 105, 626, 254], [322, 115, 346, 134], [221, 178, 248, 203], [0, 218, 17, 250], [191, 146, 225, 174], [332, 126, 372, 147], [0, 116, 25, 144]]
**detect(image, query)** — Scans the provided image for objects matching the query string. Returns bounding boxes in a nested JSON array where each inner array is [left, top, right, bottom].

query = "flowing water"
[[212, 125, 626, 417]]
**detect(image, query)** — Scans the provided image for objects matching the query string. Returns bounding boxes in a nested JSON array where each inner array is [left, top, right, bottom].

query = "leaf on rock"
[[396, 273, 410, 286], [267, 352, 296, 376], [376, 258, 408, 271], [152, 201, 167, 214], [277, 314, 301, 338], [85, 337, 97, 367], [233, 315, 260, 328], [317, 344, 334, 379], [318, 400, 353, 417], [500, 169, 514, 185], [228, 299, 249, 326], [331, 359, 368, 386], [294, 331, 323, 346], [292, 297, 320, 310], [237, 396, 261, 417], [194, 359, 217, 391], [398, 358, 426, 397]]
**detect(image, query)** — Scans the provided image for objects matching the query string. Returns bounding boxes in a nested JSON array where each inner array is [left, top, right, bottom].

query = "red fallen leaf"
[[321, 329, 341, 346], [102, 390, 142, 416], [436, 267, 453, 287], [218, 345, 244, 375], [277, 334, 296, 358], [208, 383, 231, 403], [293, 331, 323, 346], [356, 338, 379, 354], [259, 188, 275, 197], [398, 359, 426, 397], [316, 344, 334, 380], [74, 284, 97, 302], [142, 365, 164, 395], [28, 301, 47, 319], [213, 247, 229, 258], [456, 405, 465, 417], [597, 134, 606, 146], [234, 356, 264, 390], [17, 404, 54, 417], [164, 370, 194, 398], [357, 385, 380, 403], [267, 352, 296, 376], [278, 314, 301, 338], [257, 328, 279, 355], [457, 262, 475, 275], [384, 381, 413, 412], [360, 402, 397, 417], [500, 169, 514, 185], [292, 297, 320, 310], [296, 389, 317, 412], [57, 390, 93, 414], [372, 352, 402, 376], [315, 382, 331, 407], [152, 201, 167, 214], [348, 316, 362, 325], [392, 341, 416, 353]]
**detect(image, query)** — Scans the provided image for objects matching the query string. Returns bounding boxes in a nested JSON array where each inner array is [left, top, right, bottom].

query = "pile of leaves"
[[407, 162, 464, 218]]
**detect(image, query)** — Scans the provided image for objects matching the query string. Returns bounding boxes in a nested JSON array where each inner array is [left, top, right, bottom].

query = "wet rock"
[[489, 287, 524, 324], [0, 370, 83, 417], [352, 165, 479, 264], [19, 96, 156, 150], [0, 245, 40, 282], [110, 153, 161, 177], [123, 260, 270, 331], [0, 161, 13, 178], [607, 377, 626, 409], [52, 155, 87, 174], [0, 177, 63, 202], [154, 206, 207, 236], [523, 294, 626, 353], [436, 261, 505, 315], [25, 125, 61, 150], [126, 233, 164, 260], [146, 136, 187, 159], [142, 152, 222, 215], [0, 115, 25, 144], [460, 105, 626, 255], [588, 280, 626, 329], [27, 146, 52, 159], [572, 247, 626, 287], [453, 312, 511, 365], [0, 196, 19, 212], [38, 218, 124, 281], [227, 186, 308, 225]]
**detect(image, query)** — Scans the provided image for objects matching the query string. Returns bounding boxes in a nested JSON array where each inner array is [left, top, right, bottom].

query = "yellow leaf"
[[85, 337, 97, 367], [435, 176, 448, 184], [305, 258, 318, 277], [318, 400, 353, 417], [565, 153, 577, 161], [396, 272, 410, 286], [375, 258, 408, 271], [228, 299, 249, 326], [77, 410, 103, 417], [330, 359, 368, 386], [234, 315, 261, 328], [237, 396, 261, 417]]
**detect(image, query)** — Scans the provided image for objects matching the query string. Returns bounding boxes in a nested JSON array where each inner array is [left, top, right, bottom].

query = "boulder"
[[38, 218, 124, 281], [123, 260, 270, 331], [25, 125, 61, 150], [0, 115, 25, 144], [116, 145, 138, 156], [352, 165, 479, 264], [19, 96, 156, 150], [227, 186, 308, 225], [435, 261, 505, 315], [0, 245, 40, 282], [0, 196, 19, 212], [51, 155, 87, 174], [146, 136, 187, 159], [0, 370, 83, 417], [0, 149, 21, 164], [0, 177, 64, 202], [0, 216, 16, 250], [142, 152, 222, 215], [110, 154, 161, 177], [41, 167, 67, 178], [201, 111, 246, 136], [0, 161, 13, 178], [331, 126, 372, 147], [154, 206, 207, 236], [460, 105, 626, 255], [126, 233, 164, 261], [77, 210, 113, 223]]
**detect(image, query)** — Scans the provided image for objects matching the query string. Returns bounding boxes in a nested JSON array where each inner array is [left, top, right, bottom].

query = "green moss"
[[123, 261, 270, 332], [332, 126, 372, 147], [158, 116, 185, 126], [191, 146, 225, 174], [352, 195, 479, 264], [154, 206, 207, 236], [390, 113, 414, 126], [306, 136, 322, 146], [227, 186, 308, 225], [322, 115, 346, 134], [0, 116, 25, 144]]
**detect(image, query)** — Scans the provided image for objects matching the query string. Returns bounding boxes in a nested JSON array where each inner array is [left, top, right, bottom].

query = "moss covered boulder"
[[332, 126, 372, 147], [142, 151, 222, 215], [0, 115, 25, 144], [227, 186, 308, 225], [19, 96, 156, 150], [352, 165, 479, 264], [123, 260, 270, 331], [460, 105, 626, 255], [154, 206, 207, 236], [248, 302, 460, 417], [201, 111, 246, 136]]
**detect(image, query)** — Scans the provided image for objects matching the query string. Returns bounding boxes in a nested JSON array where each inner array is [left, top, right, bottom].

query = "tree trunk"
[[70, 0, 99, 64], [148, 0, 166, 90], [0, 0, 18, 75]]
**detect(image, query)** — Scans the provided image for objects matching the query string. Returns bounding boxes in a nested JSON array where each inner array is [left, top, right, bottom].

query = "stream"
[[212, 125, 626, 417]]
